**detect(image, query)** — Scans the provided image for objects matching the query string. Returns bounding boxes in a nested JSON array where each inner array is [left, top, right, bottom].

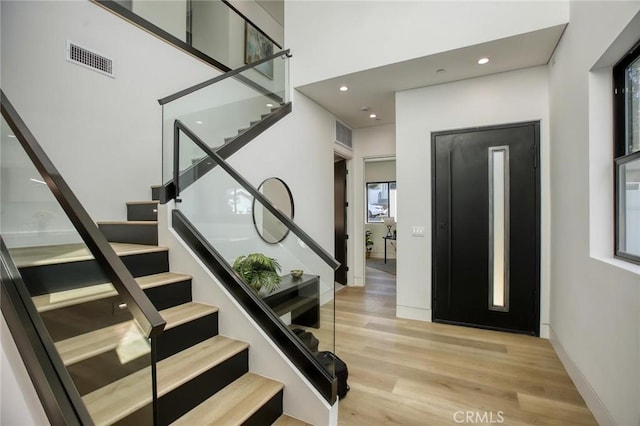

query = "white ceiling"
[[297, 25, 566, 129]]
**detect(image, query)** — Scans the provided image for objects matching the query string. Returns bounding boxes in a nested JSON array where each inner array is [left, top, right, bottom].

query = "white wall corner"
[[549, 326, 616, 426]]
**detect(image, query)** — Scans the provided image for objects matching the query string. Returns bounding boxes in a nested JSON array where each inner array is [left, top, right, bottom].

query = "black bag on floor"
[[292, 328, 319, 353], [315, 351, 350, 399]]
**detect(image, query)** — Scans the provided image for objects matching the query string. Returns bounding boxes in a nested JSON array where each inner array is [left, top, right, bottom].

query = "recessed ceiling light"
[[369, 113, 377, 119], [8, 134, 15, 138], [339, 85, 349, 92], [477, 57, 490, 65], [266, 103, 274, 108], [196, 120, 203, 124], [361, 106, 370, 112], [436, 68, 446, 73]]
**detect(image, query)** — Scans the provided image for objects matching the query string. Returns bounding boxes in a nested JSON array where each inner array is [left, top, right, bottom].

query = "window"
[[614, 41, 640, 264], [366, 181, 397, 223]]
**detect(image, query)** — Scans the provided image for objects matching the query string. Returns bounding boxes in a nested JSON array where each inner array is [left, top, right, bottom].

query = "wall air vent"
[[336, 121, 352, 148], [66, 41, 114, 78]]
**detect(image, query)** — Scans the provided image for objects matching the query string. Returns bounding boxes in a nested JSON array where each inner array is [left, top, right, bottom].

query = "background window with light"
[[366, 181, 397, 223], [614, 41, 640, 264]]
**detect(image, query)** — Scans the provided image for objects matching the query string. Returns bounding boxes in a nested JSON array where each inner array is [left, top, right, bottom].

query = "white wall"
[[351, 125, 395, 286], [1, 0, 217, 224], [395, 66, 551, 326], [364, 160, 396, 260], [1, 316, 50, 426], [547, 2, 640, 424], [286, 1, 568, 87]]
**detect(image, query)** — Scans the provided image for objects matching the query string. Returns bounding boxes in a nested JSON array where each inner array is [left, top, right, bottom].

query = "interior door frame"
[[430, 121, 541, 336]]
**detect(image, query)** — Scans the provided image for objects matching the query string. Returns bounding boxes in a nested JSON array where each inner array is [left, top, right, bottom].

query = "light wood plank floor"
[[317, 266, 596, 426]]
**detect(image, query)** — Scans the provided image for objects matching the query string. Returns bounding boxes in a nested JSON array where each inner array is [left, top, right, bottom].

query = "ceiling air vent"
[[336, 121, 352, 148], [66, 41, 114, 78]]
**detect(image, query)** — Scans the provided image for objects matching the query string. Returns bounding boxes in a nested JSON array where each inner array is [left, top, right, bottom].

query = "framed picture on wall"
[[244, 22, 274, 79]]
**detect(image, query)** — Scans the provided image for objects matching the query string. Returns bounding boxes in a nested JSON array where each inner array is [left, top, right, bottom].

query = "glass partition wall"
[[1, 115, 156, 424]]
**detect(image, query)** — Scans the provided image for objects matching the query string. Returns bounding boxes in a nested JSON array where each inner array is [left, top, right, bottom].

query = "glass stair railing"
[[168, 120, 340, 403], [159, 48, 291, 202], [1, 91, 165, 425]]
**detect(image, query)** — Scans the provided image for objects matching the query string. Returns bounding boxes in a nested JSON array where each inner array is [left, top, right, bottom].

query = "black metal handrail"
[[1, 238, 94, 425], [0, 90, 166, 338], [158, 49, 291, 105], [173, 119, 340, 270]]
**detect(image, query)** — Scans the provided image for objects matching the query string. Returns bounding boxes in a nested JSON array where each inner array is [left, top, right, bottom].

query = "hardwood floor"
[[321, 266, 596, 426]]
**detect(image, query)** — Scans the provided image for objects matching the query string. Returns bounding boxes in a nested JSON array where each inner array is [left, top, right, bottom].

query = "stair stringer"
[[157, 201, 337, 426]]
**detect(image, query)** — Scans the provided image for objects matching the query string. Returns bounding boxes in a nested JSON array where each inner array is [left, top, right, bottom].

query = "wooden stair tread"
[[97, 221, 158, 225], [9, 242, 168, 268], [56, 320, 150, 366], [157, 335, 248, 395], [56, 301, 215, 366], [171, 373, 283, 426], [273, 415, 310, 426], [83, 336, 248, 426], [33, 272, 192, 312], [162, 302, 219, 330]]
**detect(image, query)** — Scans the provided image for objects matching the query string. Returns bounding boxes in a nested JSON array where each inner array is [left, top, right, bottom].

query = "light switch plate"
[[412, 226, 425, 237]]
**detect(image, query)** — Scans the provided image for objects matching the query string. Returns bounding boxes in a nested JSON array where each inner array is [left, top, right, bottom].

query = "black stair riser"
[[145, 279, 192, 311], [243, 390, 283, 426], [127, 203, 158, 221], [151, 186, 161, 201], [20, 251, 169, 296], [157, 349, 249, 425], [155, 312, 219, 361], [67, 351, 150, 396], [99, 223, 158, 246], [40, 296, 132, 341]]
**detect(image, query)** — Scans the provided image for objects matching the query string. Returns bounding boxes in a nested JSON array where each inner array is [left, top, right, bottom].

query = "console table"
[[382, 235, 396, 264], [260, 274, 320, 328]]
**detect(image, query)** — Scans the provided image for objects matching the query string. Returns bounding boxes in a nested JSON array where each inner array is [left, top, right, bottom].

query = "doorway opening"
[[363, 157, 397, 287]]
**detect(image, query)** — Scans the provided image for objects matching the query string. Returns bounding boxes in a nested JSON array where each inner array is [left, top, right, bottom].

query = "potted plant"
[[365, 229, 374, 258], [232, 253, 282, 294]]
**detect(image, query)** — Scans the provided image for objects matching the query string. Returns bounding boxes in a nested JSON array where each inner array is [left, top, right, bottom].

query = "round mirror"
[[252, 177, 294, 244]]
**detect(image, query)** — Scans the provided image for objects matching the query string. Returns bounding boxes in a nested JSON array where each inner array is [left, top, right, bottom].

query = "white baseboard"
[[549, 326, 616, 426], [397, 305, 431, 322], [539, 323, 550, 339]]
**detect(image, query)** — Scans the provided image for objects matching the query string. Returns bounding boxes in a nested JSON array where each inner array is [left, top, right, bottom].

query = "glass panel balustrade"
[[173, 126, 336, 375], [1, 115, 156, 425], [161, 51, 290, 185]]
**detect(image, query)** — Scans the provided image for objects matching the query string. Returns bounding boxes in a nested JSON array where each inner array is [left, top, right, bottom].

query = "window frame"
[[365, 181, 397, 224], [613, 40, 640, 265]]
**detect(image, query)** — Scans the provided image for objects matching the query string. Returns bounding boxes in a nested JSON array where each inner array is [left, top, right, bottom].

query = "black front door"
[[432, 122, 540, 335]]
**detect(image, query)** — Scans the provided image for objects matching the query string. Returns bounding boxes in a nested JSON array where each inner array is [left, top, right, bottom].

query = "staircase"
[[10, 188, 306, 425]]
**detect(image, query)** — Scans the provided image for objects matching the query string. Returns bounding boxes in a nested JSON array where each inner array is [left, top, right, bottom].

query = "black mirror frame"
[[252, 177, 295, 244]]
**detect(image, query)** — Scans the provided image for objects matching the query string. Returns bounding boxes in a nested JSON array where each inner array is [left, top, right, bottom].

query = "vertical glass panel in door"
[[488, 146, 509, 311]]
